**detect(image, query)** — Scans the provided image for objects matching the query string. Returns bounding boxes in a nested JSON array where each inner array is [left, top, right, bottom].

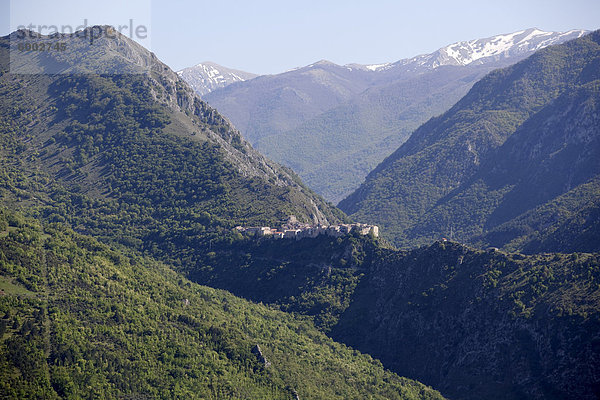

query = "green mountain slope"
[[0, 28, 452, 400], [187, 232, 389, 332], [0, 27, 345, 266], [340, 30, 600, 252], [2, 26, 599, 400], [0, 210, 443, 399]]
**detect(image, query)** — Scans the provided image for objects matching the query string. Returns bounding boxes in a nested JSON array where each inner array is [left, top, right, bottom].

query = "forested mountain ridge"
[[340, 30, 600, 252], [200, 29, 587, 202], [0, 27, 348, 268], [2, 26, 341, 224], [331, 240, 600, 400], [174, 232, 600, 400], [0, 209, 443, 399], [0, 28, 449, 399]]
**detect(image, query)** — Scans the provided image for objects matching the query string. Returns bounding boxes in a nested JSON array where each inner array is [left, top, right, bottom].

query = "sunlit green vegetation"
[[0, 210, 443, 399]]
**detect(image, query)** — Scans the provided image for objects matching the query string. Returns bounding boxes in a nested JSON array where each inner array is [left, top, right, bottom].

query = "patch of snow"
[[365, 63, 390, 71]]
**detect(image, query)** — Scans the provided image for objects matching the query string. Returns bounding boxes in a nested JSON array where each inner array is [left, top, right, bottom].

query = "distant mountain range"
[[339, 30, 600, 253], [177, 61, 258, 96], [181, 28, 588, 202]]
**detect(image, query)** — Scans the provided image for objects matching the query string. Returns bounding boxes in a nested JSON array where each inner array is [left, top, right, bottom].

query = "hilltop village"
[[236, 216, 379, 240]]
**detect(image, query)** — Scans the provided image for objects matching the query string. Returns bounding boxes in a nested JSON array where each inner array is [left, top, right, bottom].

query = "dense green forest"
[[0, 209, 443, 399], [340, 30, 600, 253], [0, 28, 446, 400], [187, 232, 390, 331], [331, 241, 600, 400]]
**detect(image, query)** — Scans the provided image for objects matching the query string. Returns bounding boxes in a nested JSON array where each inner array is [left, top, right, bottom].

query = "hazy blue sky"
[[2, 0, 599, 74]]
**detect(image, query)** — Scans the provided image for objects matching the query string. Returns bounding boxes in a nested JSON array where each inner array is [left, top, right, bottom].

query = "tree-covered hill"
[[0, 27, 346, 267], [171, 231, 600, 400], [0, 27, 446, 395], [340, 30, 600, 253], [187, 231, 391, 332], [0, 209, 443, 399]]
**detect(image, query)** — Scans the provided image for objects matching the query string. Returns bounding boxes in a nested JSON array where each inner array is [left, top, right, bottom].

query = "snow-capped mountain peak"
[[439, 28, 587, 66], [321, 29, 587, 75], [177, 62, 258, 96], [401, 28, 588, 70], [342, 62, 392, 72]]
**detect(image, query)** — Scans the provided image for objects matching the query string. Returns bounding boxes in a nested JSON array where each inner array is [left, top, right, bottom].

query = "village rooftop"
[[235, 221, 379, 240]]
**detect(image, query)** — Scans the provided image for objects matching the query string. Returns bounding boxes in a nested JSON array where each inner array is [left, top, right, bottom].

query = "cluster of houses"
[[235, 216, 379, 240]]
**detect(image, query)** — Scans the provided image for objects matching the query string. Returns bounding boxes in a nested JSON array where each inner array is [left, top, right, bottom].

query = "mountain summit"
[[0, 26, 345, 256], [177, 62, 258, 96]]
